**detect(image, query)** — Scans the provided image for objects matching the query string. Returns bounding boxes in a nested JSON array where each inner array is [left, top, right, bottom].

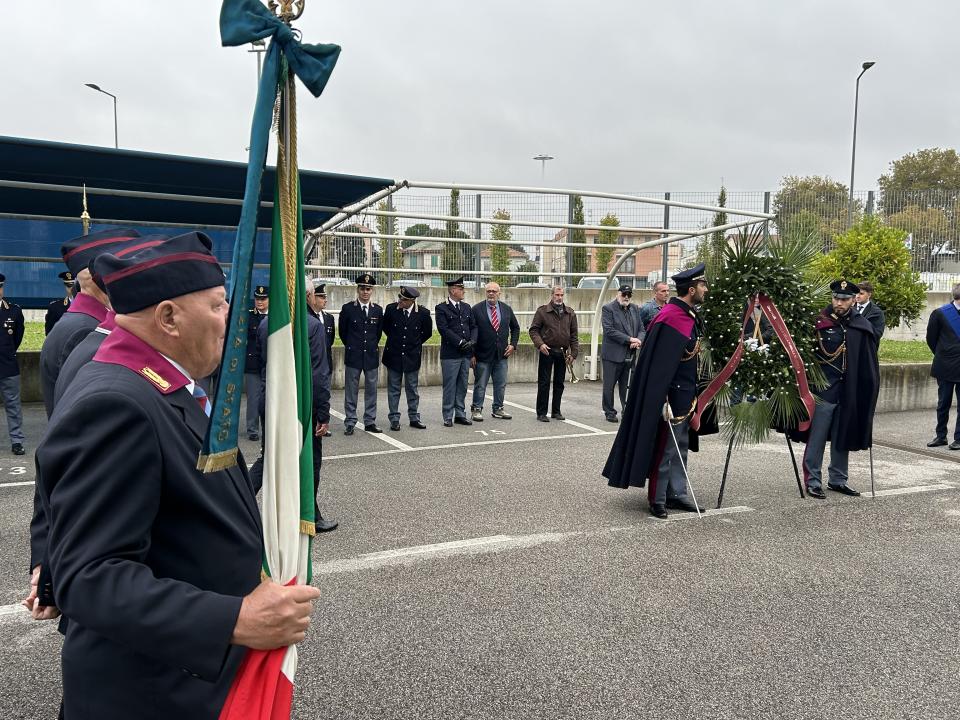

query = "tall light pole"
[[848, 61, 876, 226], [248, 39, 266, 82], [533, 154, 554, 182], [84, 83, 118, 149]]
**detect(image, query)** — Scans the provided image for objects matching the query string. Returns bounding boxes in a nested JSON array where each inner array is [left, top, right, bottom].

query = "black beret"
[[61, 228, 143, 277], [830, 279, 859, 297], [94, 231, 226, 314], [399, 286, 420, 300]]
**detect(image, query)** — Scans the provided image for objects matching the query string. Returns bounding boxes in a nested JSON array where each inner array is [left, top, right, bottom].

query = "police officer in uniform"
[[382, 286, 433, 431], [244, 285, 269, 441], [312, 283, 336, 377], [800, 279, 879, 498], [0, 274, 26, 455], [436, 276, 478, 427], [44, 270, 75, 335], [339, 273, 383, 434]]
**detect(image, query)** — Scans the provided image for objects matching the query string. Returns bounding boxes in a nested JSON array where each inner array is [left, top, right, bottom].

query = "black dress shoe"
[[551, 412, 565, 421], [453, 416, 473, 426], [390, 421, 401, 431], [11, 443, 24, 456], [666, 497, 704, 513], [537, 415, 550, 422], [606, 415, 619, 423], [443, 419, 453, 427], [365, 424, 383, 433], [315, 517, 339, 533], [927, 437, 948, 447], [344, 426, 355, 436], [410, 420, 427, 429], [828, 483, 861, 497], [649, 503, 668, 519], [806, 486, 826, 499], [950, 441, 960, 451], [247, 433, 260, 442]]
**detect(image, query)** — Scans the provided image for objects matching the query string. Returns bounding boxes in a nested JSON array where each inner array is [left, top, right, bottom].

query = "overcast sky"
[[3, 0, 959, 195]]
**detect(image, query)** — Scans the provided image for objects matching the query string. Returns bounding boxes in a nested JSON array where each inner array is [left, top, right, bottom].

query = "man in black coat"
[[855, 280, 886, 344], [32, 232, 319, 719], [600, 284, 644, 423], [603, 264, 712, 519], [254, 276, 337, 532], [382, 286, 433, 431], [436, 276, 478, 427], [796, 280, 879, 499], [244, 284, 269, 441], [311, 282, 336, 376], [40, 229, 144, 418], [0, 273, 26, 455], [44, 270, 75, 335], [470, 282, 519, 422], [925, 282, 960, 450], [339, 273, 383, 434]]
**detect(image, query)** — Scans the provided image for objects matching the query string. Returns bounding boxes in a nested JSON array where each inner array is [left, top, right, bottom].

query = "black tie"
[[363, 305, 368, 319]]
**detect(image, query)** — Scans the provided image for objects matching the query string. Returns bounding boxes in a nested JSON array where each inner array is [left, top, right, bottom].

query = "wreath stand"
[[715, 431, 805, 508]]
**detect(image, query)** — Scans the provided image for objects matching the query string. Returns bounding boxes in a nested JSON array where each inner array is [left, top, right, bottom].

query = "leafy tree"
[[516, 260, 539, 282], [570, 195, 588, 283], [773, 176, 853, 247], [878, 147, 960, 215], [376, 200, 400, 271], [696, 185, 729, 274], [489, 209, 512, 286], [595, 213, 619, 275], [811, 215, 926, 329], [446, 188, 461, 235]]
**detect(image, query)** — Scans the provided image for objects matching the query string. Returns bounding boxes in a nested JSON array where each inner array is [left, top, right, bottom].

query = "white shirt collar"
[[859, 300, 870, 309], [160, 353, 195, 395]]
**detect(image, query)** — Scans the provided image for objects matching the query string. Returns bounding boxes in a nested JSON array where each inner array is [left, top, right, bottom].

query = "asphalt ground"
[[1, 384, 959, 719]]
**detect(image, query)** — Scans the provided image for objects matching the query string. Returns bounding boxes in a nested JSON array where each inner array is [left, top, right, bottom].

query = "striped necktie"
[[490, 303, 500, 331], [192, 384, 212, 417]]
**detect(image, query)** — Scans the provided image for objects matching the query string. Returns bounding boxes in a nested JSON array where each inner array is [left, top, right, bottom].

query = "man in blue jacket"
[[600, 284, 644, 423], [382, 286, 433, 431], [926, 282, 960, 450], [436, 276, 477, 427], [339, 273, 383, 434]]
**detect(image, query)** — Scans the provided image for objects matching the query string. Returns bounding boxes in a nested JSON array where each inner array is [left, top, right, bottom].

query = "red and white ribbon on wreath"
[[690, 293, 815, 433]]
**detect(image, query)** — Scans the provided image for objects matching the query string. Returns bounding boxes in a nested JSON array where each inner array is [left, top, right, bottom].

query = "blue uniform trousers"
[[387, 367, 421, 423], [441, 357, 470, 421]]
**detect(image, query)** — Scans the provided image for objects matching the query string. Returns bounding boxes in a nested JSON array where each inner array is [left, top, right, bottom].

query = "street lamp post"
[[533, 154, 554, 182], [848, 61, 876, 226], [84, 83, 118, 149]]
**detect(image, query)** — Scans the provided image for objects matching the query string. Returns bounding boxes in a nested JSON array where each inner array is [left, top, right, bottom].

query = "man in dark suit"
[[382, 286, 433, 431], [436, 276, 478, 427], [854, 280, 886, 344], [339, 273, 383, 434], [32, 232, 319, 719], [926, 282, 960, 450], [244, 284, 269, 441], [600, 284, 644, 423], [40, 228, 145, 418], [311, 282, 336, 377], [470, 282, 519, 421], [0, 274, 26, 454], [44, 270, 75, 335]]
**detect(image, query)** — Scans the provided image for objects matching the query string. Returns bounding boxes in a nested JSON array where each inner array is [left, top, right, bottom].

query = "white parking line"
[[660, 505, 755, 521], [866, 483, 955, 498], [328, 409, 413, 451], [497, 397, 606, 434], [0, 481, 34, 488]]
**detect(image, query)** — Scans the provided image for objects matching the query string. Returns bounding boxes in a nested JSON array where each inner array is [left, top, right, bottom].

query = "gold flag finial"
[[267, 0, 304, 23], [80, 184, 91, 236]]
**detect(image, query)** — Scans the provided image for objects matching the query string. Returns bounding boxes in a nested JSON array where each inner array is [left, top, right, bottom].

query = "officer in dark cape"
[[603, 264, 717, 518], [790, 279, 879, 498]]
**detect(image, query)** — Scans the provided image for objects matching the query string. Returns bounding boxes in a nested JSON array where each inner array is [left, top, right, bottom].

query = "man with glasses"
[[470, 282, 519, 422]]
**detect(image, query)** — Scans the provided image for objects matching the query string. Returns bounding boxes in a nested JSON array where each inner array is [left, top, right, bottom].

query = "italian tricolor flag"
[[219, 68, 315, 719]]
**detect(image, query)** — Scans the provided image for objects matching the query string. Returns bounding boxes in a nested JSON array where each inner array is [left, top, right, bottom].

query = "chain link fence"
[[310, 187, 960, 291]]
